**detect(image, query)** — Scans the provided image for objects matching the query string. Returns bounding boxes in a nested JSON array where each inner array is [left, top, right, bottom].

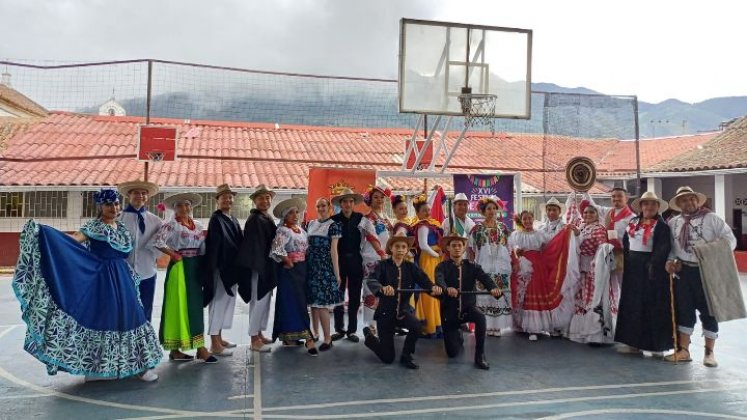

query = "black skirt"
[[614, 251, 674, 352]]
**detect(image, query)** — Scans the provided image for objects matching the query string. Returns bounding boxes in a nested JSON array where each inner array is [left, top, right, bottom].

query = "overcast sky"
[[1, 0, 744, 103]]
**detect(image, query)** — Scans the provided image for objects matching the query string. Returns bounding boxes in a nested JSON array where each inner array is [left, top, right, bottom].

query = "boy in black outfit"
[[363, 234, 442, 369], [436, 234, 502, 370]]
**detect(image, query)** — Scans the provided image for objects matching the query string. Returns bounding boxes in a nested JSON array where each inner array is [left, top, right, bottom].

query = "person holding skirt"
[[615, 192, 674, 356], [155, 192, 217, 364], [13, 189, 161, 382], [270, 198, 318, 355], [469, 196, 512, 337], [411, 193, 444, 337]]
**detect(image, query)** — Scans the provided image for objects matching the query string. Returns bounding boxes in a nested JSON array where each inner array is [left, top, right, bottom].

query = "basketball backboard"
[[398, 18, 532, 119], [137, 125, 177, 162]]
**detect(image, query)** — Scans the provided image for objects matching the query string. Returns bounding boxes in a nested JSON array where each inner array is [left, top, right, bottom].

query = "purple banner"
[[452, 174, 514, 229]]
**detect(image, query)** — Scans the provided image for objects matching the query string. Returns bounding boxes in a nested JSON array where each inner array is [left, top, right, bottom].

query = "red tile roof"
[[646, 116, 747, 172], [0, 112, 713, 194]]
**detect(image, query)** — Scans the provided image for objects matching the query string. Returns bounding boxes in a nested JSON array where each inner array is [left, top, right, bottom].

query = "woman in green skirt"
[[155, 193, 217, 364]]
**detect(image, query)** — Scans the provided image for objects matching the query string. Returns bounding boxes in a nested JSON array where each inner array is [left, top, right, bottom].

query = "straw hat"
[[273, 197, 307, 220], [117, 180, 159, 196], [438, 234, 468, 250], [250, 184, 276, 200], [453, 193, 469, 203], [163, 192, 203, 208], [331, 188, 364, 206], [631, 191, 668, 213], [544, 197, 563, 211], [668, 186, 707, 212], [215, 184, 237, 199], [385, 233, 416, 255]]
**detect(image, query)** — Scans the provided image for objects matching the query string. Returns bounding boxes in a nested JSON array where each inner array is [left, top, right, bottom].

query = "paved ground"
[[1, 273, 747, 419]]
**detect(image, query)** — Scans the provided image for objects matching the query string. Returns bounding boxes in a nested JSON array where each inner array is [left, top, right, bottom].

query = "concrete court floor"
[[1, 273, 746, 420]]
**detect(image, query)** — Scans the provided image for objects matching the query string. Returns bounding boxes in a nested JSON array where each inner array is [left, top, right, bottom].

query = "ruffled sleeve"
[[154, 221, 175, 250], [270, 227, 291, 262], [328, 221, 342, 239]]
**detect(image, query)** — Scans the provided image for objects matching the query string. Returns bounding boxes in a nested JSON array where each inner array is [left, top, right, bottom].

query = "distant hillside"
[[79, 81, 747, 139]]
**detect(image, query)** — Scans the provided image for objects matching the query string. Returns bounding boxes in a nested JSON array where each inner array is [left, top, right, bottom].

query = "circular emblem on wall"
[[565, 157, 597, 192]]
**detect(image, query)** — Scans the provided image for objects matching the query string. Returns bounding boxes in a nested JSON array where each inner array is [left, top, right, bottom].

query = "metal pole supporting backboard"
[[144, 60, 153, 182]]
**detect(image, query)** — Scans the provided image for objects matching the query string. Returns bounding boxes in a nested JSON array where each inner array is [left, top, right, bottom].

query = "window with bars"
[[81, 191, 256, 220], [82, 191, 168, 218], [0, 191, 67, 218]]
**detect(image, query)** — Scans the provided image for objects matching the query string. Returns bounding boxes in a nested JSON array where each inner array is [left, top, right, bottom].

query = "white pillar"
[[714, 174, 727, 221], [646, 177, 662, 196]]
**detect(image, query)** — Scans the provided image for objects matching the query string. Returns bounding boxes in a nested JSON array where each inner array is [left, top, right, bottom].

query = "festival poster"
[[452, 174, 515, 229], [306, 167, 376, 221]]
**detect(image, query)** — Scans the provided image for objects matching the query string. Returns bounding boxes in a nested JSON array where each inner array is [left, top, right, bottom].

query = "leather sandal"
[[664, 347, 692, 363]]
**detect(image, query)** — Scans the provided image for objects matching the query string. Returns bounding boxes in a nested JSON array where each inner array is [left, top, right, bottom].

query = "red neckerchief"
[[628, 218, 657, 246], [607, 206, 633, 230], [175, 216, 195, 231]]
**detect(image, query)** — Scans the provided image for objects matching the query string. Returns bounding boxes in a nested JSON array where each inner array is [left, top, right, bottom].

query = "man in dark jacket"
[[363, 234, 442, 369], [204, 184, 243, 356], [235, 184, 277, 352], [436, 234, 502, 370]]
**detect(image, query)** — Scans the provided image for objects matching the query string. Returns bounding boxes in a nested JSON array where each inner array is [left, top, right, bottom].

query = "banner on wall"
[[306, 167, 376, 221], [452, 174, 515, 229]]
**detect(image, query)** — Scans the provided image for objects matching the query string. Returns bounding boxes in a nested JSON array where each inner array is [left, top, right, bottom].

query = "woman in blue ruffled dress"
[[12, 189, 162, 382]]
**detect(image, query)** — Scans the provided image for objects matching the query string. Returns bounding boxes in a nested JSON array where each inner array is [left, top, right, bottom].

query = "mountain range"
[[85, 81, 747, 139]]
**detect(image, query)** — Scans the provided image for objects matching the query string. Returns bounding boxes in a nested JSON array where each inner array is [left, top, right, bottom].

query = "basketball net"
[[458, 87, 497, 134]]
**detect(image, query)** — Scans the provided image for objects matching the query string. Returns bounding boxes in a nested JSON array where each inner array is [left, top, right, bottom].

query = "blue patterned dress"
[[12, 219, 162, 378], [306, 218, 343, 308]]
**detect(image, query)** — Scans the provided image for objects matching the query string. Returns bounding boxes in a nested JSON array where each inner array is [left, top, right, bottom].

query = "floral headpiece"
[[477, 195, 506, 214], [390, 194, 407, 207], [94, 188, 120, 205], [363, 186, 392, 206], [412, 193, 428, 210]]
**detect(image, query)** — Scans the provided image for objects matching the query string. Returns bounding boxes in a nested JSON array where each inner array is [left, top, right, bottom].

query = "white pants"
[[208, 270, 237, 335], [248, 271, 271, 336]]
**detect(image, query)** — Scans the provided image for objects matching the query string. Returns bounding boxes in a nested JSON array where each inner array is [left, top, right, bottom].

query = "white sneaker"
[[528, 334, 538, 341], [703, 352, 718, 368], [139, 370, 159, 382]]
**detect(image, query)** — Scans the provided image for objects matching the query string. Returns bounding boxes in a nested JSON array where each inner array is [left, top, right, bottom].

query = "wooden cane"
[[669, 271, 678, 364]]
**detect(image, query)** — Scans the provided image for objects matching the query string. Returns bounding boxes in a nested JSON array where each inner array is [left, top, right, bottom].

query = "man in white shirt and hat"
[[539, 197, 566, 239], [443, 193, 476, 244], [117, 179, 162, 322], [665, 186, 737, 367]]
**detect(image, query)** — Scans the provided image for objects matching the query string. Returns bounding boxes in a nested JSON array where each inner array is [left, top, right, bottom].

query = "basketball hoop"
[[146, 152, 165, 162], [458, 88, 497, 134]]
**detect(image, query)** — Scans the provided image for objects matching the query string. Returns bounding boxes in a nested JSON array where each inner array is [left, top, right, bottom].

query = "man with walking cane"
[[436, 234, 503, 370], [664, 186, 741, 367], [363, 233, 442, 369]]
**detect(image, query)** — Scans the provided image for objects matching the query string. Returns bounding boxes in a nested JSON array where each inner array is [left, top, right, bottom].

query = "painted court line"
[[537, 408, 747, 420], [254, 350, 263, 420], [253, 384, 747, 419], [258, 379, 729, 412], [0, 325, 217, 418]]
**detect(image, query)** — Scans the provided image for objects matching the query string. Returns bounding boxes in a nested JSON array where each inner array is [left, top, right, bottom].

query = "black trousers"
[[442, 306, 486, 358], [675, 265, 719, 337], [364, 311, 422, 364], [334, 254, 363, 334]]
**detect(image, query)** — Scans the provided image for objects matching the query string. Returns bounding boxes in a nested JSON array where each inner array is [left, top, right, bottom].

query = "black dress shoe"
[[346, 333, 360, 343], [319, 342, 333, 351], [474, 354, 490, 370], [400, 356, 419, 370], [331, 332, 345, 341], [362, 327, 373, 338]]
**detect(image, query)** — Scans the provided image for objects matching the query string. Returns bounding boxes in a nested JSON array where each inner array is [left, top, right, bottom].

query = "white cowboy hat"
[[273, 197, 307, 220], [453, 193, 469, 203], [250, 184, 276, 200], [117, 180, 159, 196], [331, 188, 364, 206], [668, 186, 707, 212], [544, 197, 564, 211], [163, 192, 203, 208], [631, 191, 669, 214]]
